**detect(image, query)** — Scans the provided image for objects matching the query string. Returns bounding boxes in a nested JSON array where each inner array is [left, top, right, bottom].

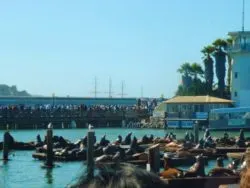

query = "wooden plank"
[[227, 152, 244, 160], [96, 160, 148, 166]]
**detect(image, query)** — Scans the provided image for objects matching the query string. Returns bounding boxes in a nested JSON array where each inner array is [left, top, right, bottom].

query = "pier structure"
[[0, 106, 149, 129]]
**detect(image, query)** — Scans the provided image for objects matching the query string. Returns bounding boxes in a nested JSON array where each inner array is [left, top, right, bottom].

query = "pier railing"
[[229, 43, 250, 52]]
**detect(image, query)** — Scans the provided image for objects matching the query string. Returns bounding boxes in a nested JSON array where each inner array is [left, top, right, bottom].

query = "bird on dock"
[[88, 124, 94, 130], [48, 123, 53, 129]]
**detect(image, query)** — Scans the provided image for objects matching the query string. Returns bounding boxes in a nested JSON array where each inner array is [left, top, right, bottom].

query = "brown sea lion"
[[160, 156, 182, 179], [208, 157, 236, 177], [183, 155, 205, 177], [95, 155, 113, 163], [132, 152, 148, 161]]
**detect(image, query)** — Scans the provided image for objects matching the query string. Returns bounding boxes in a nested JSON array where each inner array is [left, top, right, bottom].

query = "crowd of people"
[[0, 104, 150, 119]]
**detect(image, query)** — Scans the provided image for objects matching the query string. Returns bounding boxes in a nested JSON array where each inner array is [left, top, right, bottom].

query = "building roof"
[[164, 96, 233, 104], [228, 31, 250, 37]]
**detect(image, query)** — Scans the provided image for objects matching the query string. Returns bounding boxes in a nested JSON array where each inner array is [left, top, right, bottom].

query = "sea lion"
[[204, 129, 210, 140], [236, 129, 246, 148], [99, 135, 110, 147], [132, 152, 148, 161], [184, 155, 205, 177], [164, 133, 169, 139], [160, 156, 182, 179], [169, 132, 176, 140], [130, 136, 144, 153], [58, 136, 68, 147], [149, 134, 154, 142], [112, 151, 122, 162], [116, 135, 122, 145], [217, 132, 235, 146], [208, 157, 236, 177], [37, 134, 42, 143], [4, 132, 15, 148], [82, 136, 87, 146], [204, 136, 216, 148], [227, 159, 240, 170], [95, 154, 113, 163], [123, 132, 132, 145], [140, 135, 150, 145], [36, 134, 43, 147], [224, 132, 229, 140], [195, 138, 205, 149], [184, 132, 190, 142], [190, 132, 195, 143], [103, 145, 119, 155], [94, 147, 104, 157], [76, 148, 87, 158]]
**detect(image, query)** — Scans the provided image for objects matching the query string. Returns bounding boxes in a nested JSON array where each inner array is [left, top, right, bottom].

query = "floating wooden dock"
[[227, 152, 244, 160], [33, 153, 85, 161], [216, 147, 246, 154]]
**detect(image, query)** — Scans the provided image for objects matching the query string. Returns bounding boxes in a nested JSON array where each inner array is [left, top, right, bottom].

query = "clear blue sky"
[[0, 0, 249, 98]]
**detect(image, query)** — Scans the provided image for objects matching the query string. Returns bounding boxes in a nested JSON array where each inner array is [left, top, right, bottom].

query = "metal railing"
[[229, 43, 250, 52]]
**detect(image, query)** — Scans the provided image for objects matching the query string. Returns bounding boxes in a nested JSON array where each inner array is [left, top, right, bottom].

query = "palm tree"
[[176, 62, 205, 96], [201, 45, 215, 94], [177, 62, 192, 88], [190, 62, 204, 95], [177, 62, 192, 76], [190, 62, 204, 80], [212, 39, 227, 98], [226, 37, 233, 94]]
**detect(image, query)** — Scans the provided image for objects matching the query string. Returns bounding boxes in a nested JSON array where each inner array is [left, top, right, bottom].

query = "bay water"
[[0, 128, 247, 188]]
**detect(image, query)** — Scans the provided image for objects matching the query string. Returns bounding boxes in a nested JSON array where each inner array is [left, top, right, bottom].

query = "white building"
[[229, 31, 250, 107]]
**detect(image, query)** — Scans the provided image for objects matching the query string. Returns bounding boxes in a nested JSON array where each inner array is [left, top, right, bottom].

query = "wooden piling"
[[3, 132, 9, 160], [148, 144, 160, 173], [45, 127, 53, 167], [194, 121, 199, 144], [87, 130, 95, 179]]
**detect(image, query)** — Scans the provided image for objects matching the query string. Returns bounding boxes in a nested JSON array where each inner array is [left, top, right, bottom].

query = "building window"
[[234, 72, 238, 79], [200, 104, 204, 112], [234, 91, 238, 97]]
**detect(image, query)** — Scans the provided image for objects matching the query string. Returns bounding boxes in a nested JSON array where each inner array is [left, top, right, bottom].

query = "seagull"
[[88, 124, 94, 130], [48, 123, 53, 129]]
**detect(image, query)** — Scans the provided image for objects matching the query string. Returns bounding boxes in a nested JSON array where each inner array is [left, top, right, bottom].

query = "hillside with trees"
[[0, 84, 31, 96]]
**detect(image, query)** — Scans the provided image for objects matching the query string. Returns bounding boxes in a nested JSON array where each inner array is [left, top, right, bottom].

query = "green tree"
[[201, 45, 215, 94], [176, 62, 205, 96], [190, 62, 204, 80], [177, 62, 192, 89], [190, 63, 204, 95], [177, 62, 192, 76], [212, 39, 227, 98]]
